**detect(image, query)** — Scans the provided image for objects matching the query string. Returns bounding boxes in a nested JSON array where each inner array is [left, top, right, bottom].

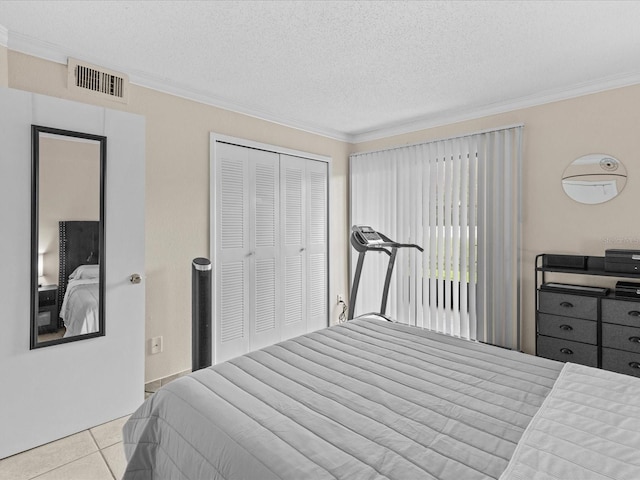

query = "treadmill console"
[[352, 225, 384, 245]]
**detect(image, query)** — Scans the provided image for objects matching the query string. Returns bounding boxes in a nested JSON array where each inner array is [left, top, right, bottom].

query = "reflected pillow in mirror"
[[68, 264, 100, 280]]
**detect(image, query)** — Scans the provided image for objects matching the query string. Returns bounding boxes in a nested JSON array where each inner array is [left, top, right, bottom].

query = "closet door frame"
[[210, 133, 331, 363]]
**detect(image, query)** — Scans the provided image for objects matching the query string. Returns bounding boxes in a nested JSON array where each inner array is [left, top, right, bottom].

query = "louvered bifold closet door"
[[215, 143, 251, 362], [249, 150, 280, 351], [215, 144, 280, 363], [306, 159, 328, 332], [280, 155, 308, 340], [280, 155, 328, 340]]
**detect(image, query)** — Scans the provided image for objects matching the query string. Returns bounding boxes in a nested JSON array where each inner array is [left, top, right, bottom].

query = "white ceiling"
[[1, 1, 640, 142]]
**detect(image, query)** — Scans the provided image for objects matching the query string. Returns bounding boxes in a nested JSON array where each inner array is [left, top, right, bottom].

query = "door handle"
[[129, 273, 142, 284]]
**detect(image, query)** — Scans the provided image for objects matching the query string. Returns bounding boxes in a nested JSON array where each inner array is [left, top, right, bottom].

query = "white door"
[[0, 88, 145, 459], [280, 155, 308, 340], [280, 154, 328, 340], [215, 143, 251, 362], [250, 151, 281, 351], [211, 138, 328, 363], [214, 143, 280, 362], [305, 159, 328, 332]]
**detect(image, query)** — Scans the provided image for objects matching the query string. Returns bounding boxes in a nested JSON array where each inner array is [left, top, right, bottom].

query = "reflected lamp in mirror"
[[562, 154, 627, 205], [38, 253, 44, 284]]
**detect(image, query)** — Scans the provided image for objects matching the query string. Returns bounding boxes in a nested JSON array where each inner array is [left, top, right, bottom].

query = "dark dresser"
[[37, 284, 58, 334], [536, 254, 640, 378]]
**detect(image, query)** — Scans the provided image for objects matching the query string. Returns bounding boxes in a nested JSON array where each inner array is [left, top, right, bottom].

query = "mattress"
[[501, 362, 640, 480], [123, 317, 562, 480], [59, 278, 99, 337]]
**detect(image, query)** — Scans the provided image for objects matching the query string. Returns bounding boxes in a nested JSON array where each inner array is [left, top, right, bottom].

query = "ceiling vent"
[[67, 58, 129, 103]]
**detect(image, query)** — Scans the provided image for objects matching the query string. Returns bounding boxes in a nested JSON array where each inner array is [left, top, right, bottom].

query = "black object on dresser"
[[37, 284, 58, 334], [536, 253, 640, 377]]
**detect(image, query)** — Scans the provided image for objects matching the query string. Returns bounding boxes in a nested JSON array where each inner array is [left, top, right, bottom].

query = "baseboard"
[[144, 369, 191, 393]]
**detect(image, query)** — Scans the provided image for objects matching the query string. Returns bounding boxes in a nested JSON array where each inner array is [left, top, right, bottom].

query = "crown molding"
[[8, 30, 68, 63], [126, 70, 350, 142], [6, 29, 640, 146], [0, 25, 8, 47], [6, 30, 351, 142], [350, 72, 640, 144]]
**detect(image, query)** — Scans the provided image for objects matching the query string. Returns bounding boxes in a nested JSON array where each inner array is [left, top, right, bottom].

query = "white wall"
[[0, 88, 145, 459]]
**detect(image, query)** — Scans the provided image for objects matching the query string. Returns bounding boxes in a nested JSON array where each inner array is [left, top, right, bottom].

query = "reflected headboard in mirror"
[[57, 220, 100, 320]]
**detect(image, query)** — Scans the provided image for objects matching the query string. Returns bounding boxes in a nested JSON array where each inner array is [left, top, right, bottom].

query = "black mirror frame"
[[30, 125, 107, 349]]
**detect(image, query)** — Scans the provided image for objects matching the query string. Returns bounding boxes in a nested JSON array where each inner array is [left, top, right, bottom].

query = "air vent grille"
[[68, 58, 129, 103]]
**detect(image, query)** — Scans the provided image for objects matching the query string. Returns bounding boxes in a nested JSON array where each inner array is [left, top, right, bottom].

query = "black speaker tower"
[[192, 257, 212, 371]]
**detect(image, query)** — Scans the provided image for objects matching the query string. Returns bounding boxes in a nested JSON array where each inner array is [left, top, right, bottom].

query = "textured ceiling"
[[1, 1, 640, 141]]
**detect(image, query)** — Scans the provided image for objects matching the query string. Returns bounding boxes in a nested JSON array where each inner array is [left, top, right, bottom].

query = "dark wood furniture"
[[37, 284, 58, 334], [536, 253, 640, 377]]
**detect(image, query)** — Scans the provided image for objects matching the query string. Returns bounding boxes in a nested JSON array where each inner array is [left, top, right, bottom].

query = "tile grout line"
[[23, 431, 102, 480], [88, 429, 117, 480], [29, 450, 97, 480]]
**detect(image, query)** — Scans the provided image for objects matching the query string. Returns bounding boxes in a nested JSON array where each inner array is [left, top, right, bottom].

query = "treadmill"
[[348, 225, 423, 321]]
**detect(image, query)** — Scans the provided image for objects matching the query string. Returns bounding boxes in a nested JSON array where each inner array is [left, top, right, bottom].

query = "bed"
[[124, 316, 628, 480], [58, 221, 100, 337]]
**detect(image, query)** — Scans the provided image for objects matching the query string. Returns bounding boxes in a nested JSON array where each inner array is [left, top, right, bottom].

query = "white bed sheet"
[[60, 278, 99, 337], [500, 362, 640, 480]]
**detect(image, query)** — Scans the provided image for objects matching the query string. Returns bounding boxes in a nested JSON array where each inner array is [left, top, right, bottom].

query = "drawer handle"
[[628, 311, 640, 317], [629, 337, 640, 344], [560, 302, 574, 308], [560, 348, 573, 355], [629, 362, 640, 369], [559, 324, 573, 331]]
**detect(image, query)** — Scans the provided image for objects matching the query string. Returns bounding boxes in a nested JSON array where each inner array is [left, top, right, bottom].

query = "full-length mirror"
[[31, 126, 106, 349], [562, 153, 627, 204]]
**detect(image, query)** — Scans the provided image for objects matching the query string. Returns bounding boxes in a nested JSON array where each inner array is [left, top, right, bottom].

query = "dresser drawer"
[[536, 335, 598, 367], [537, 313, 597, 344], [538, 291, 597, 320], [601, 347, 640, 378], [601, 298, 640, 327], [602, 323, 640, 354]]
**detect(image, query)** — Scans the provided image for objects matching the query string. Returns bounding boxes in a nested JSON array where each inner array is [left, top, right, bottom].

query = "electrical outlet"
[[150, 336, 163, 355], [337, 294, 344, 305]]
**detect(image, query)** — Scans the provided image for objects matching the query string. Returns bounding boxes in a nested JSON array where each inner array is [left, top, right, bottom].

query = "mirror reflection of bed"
[[37, 222, 101, 343]]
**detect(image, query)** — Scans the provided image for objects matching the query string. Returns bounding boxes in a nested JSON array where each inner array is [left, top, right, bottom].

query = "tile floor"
[[0, 371, 189, 480], [0, 415, 130, 480]]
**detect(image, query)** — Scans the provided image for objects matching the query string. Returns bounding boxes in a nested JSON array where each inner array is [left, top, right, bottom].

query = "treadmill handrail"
[[348, 227, 424, 321], [350, 231, 423, 253], [384, 242, 424, 251]]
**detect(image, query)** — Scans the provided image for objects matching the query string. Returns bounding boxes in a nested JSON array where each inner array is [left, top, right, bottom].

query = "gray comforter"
[[123, 317, 562, 480]]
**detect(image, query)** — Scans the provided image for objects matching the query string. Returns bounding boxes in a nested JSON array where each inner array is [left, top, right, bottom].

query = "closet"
[[211, 138, 328, 363]]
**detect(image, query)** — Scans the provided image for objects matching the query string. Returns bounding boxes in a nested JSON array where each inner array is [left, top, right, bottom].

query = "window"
[[350, 126, 523, 349]]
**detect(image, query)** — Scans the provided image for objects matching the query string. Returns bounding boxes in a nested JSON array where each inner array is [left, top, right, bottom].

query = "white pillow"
[[68, 264, 100, 280]]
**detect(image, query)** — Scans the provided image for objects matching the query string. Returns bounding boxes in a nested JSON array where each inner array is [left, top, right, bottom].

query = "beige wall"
[[8, 51, 350, 382], [38, 136, 100, 286], [352, 85, 640, 354], [0, 45, 7, 87]]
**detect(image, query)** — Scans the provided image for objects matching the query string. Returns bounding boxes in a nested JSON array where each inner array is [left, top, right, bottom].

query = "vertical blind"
[[349, 125, 523, 350]]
